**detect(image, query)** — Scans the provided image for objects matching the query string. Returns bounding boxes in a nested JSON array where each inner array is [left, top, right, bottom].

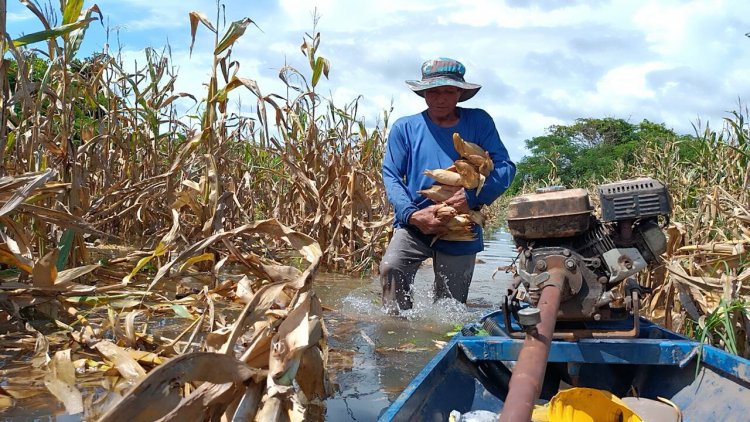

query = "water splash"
[[317, 230, 518, 421]]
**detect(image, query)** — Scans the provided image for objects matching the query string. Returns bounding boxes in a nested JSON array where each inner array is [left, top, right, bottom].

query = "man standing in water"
[[380, 57, 516, 315]]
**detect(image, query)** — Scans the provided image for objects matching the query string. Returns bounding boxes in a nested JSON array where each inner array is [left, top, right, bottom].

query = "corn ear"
[[478, 153, 494, 176], [419, 185, 456, 203], [435, 204, 458, 218], [446, 214, 473, 230], [465, 154, 486, 168], [454, 160, 480, 189], [453, 133, 485, 158], [424, 169, 463, 186]]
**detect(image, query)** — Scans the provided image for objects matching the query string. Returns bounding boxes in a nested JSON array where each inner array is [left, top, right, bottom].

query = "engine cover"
[[507, 187, 593, 239], [598, 177, 671, 222]]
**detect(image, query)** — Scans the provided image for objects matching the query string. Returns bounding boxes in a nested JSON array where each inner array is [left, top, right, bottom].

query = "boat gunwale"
[[379, 316, 750, 421]]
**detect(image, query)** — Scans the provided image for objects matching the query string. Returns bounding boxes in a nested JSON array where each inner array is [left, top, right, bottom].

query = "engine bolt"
[[562, 249, 571, 257], [564, 259, 576, 270], [598, 276, 609, 284], [535, 260, 547, 271], [593, 313, 601, 321]]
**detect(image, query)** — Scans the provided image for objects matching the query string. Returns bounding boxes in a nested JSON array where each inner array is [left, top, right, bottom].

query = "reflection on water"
[[317, 229, 517, 421]]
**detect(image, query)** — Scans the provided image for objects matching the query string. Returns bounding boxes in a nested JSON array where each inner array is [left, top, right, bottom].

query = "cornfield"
[[2, 0, 749, 420], [635, 107, 750, 358], [0, 2, 391, 420]]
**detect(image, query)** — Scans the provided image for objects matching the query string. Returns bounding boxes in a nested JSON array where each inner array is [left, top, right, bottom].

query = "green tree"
[[510, 118, 690, 193]]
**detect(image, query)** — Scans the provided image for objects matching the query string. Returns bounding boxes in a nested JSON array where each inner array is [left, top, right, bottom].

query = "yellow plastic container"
[[544, 388, 643, 422]]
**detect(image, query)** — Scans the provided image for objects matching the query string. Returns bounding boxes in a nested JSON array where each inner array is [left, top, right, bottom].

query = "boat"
[[380, 179, 750, 421], [379, 312, 750, 421]]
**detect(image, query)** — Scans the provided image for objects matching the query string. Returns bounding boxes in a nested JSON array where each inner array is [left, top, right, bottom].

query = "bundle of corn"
[[420, 133, 493, 242]]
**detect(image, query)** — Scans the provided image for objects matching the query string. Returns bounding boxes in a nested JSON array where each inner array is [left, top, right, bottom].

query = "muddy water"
[[317, 229, 517, 421], [0, 230, 515, 421]]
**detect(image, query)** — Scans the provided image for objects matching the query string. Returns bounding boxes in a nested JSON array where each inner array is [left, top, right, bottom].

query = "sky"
[[7, 0, 750, 161]]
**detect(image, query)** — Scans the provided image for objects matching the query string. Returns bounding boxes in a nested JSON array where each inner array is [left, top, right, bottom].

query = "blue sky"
[[7, 0, 750, 161]]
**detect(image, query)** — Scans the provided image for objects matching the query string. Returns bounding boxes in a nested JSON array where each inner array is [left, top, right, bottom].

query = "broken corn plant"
[[0, 1, 392, 420], [631, 107, 750, 357]]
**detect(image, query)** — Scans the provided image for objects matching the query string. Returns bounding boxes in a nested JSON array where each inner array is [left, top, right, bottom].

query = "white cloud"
[[6, 0, 750, 161], [444, 0, 593, 28], [597, 62, 669, 100]]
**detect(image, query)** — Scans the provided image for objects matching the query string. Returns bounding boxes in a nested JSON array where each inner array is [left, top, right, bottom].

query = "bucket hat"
[[406, 57, 481, 102]]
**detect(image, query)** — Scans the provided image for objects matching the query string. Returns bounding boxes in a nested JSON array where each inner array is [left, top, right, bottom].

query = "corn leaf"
[[311, 56, 330, 88], [188, 11, 216, 56], [11, 18, 96, 48], [214, 18, 255, 56], [62, 0, 84, 25]]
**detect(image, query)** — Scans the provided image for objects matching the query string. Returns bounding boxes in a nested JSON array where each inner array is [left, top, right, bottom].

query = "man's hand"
[[444, 187, 471, 214], [408, 205, 451, 235]]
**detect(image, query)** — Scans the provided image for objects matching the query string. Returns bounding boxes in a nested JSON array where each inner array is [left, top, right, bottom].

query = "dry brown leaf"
[[200, 154, 220, 236], [93, 341, 147, 382], [205, 326, 232, 352], [55, 264, 101, 284], [219, 282, 287, 354], [0, 169, 57, 218], [31, 332, 50, 368], [149, 218, 321, 291], [268, 292, 323, 386], [254, 395, 284, 421], [235, 275, 254, 304], [227, 382, 264, 421], [44, 349, 83, 415], [98, 352, 259, 422], [296, 345, 327, 401], [240, 324, 274, 368], [0, 242, 33, 273], [32, 248, 59, 288], [0, 394, 14, 410]]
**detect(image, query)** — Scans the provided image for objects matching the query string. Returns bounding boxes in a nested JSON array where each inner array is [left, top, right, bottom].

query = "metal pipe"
[[499, 272, 563, 422]]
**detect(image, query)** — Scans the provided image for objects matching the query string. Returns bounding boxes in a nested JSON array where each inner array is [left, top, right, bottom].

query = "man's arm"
[[382, 125, 419, 225], [462, 110, 516, 209]]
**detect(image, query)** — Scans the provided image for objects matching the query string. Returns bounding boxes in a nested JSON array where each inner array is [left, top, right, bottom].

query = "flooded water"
[[0, 229, 516, 422], [317, 228, 517, 421]]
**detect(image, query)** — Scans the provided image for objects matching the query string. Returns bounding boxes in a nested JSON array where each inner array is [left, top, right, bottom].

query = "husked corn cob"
[[435, 204, 458, 218], [453, 132, 485, 158], [418, 185, 457, 203], [424, 169, 463, 186], [446, 214, 474, 231], [454, 160, 480, 189], [423, 132, 494, 244]]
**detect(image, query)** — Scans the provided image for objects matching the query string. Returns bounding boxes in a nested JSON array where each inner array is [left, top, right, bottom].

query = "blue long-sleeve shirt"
[[382, 107, 516, 255]]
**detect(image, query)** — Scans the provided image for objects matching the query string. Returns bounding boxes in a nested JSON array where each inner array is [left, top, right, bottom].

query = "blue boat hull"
[[379, 314, 750, 421]]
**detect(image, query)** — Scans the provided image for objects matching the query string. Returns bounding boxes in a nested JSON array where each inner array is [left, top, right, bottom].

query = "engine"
[[506, 177, 671, 322]]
